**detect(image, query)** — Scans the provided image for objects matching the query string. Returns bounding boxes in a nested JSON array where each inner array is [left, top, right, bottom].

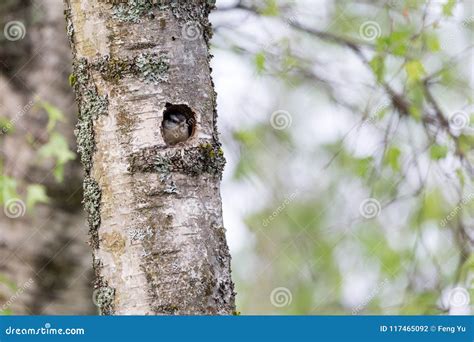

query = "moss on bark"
[[91, 53, 169, 84], [128, 141, 226, 178]]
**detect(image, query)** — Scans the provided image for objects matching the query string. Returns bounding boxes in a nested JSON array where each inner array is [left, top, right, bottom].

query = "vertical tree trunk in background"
[[0, 0, 94, 314], [64, 0, 235, 314]]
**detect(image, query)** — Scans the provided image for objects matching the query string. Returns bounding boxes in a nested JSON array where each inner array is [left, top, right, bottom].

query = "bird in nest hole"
[[162, 113, 192, 145]]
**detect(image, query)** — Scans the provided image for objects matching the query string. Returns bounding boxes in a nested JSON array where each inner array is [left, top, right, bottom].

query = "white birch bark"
[[64, 0, 235, 314]]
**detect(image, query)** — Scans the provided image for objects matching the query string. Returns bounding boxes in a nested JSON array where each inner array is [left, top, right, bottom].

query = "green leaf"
[[417, 189, 446, 222], [424, 33, 441, 52], [400, 291, 441, 314], [406, 83, 425, 122], [282, 55, 298, 72], [233, 129, 260, 147], [261, 0, 279, 16], [0, 117, 14, 134], [26, 184, 49, 210], [0, 174, 19, 205], [369, 55, 385, 83], [409, 83, 425, 106], [355, 157, 374, 178], [39, 132, 76, 164], [405, 60, 426, 82], [233, 153, 256, 180], [39, 101, 65, 132], [409, 106, 422, 121], [384, 146, 402, 172], [442, 0, 456, 16], [0, 308, 13, 315], [376, 30, 410, 56], [255, 52, 266, 73], [458, 134, 474, 155], [232, 129, 261, 180], [439, 68, 455, 86], [0, 274, 18, 292], [68, 73, 77, 87], [38, 132, 76, 182], [429, 144, 448, 160], [404, 0, 425, 10]]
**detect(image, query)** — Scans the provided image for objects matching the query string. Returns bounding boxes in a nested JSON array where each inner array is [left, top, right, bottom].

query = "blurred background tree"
[[211, 0, 473, 314], [0, 0, 93, 315]]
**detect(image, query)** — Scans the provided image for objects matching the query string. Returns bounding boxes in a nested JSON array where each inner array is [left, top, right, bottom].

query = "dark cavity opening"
[[161, 103, 195, 146]]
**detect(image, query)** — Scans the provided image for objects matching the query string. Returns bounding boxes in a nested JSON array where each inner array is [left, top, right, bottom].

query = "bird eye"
[[161, 103, 196, 146]]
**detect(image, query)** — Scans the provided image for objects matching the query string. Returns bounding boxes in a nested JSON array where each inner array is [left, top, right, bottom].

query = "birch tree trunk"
[[64, 0, 236, 315]]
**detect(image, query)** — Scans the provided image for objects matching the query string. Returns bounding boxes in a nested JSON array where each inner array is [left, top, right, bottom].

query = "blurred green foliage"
[[218, 0, 474, 314], [0, 99, 75, 314]]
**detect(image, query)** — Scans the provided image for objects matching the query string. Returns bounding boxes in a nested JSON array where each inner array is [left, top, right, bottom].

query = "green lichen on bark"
[[211, 223, 236, 308], [128, 141, 226, 178], [70, 59, 107, 250], [112, 0, 155, 23], [135, 53, 169, 84], [164, 0, 215, 42], [159, 0, 215, 21], [154, 156, 170, 174], [108, 0, 215, 41], [109, 0, 215, 22], [93, 55, 132, 83], [75, 90, 108, 170], [83, 176, 102, 248], [72, 59, 108, 172], [151, 157, 178, 194], [93, 257, 115, 315], [95, 286, 115, 315], [92, 53, 169, 85]]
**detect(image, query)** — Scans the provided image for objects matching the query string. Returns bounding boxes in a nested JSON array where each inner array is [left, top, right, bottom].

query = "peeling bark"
[[65, 0, 235, 315]]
